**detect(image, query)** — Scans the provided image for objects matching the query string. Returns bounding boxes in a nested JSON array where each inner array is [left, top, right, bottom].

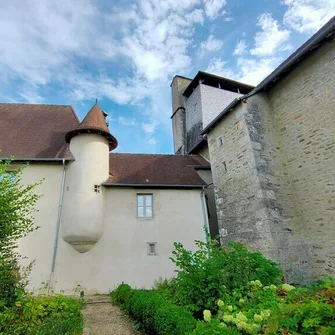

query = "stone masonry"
[[207, 36, 335, 283]]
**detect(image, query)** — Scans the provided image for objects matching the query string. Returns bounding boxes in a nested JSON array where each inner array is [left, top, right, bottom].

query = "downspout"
[[200, 184, 212, 256], [48, 158, 66, 295]]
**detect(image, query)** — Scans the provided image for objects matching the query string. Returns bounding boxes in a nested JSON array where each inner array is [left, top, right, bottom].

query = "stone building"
[[171, 17, 335, 283], [0, 103, 212, 294]]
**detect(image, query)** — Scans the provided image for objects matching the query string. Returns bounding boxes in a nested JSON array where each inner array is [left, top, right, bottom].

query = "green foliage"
[[169, 235, 282, 315], [111, 284, 196, 335], [187, 278, 335, 335], [0, 159, 41, 306], [189, 319, 240, 335], [0, 295, 84, 335], [272, 277, 335, 335]]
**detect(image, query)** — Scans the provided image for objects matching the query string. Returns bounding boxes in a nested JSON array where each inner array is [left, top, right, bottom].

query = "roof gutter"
[[0, 158, 74, 162], [102, 183, 205, 189]]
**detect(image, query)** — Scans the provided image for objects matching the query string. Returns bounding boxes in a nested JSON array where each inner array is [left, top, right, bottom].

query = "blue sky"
[[1, 0, 334, 154]]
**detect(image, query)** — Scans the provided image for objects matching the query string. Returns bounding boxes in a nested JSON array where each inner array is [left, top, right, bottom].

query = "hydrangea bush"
[[190, 278, 335, 335]]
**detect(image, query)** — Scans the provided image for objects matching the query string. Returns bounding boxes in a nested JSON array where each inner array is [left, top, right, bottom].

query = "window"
[[217, 136, 223, 147], [137, 194, 153, 218], [147, 242, 157, 255]]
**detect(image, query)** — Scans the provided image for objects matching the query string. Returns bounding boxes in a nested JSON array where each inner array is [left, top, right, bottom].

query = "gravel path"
[[82, 296, 142, 335]]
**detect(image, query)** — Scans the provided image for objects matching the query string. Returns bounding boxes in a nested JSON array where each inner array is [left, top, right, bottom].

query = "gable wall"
[[18, 176, 205, 294], [207, 38, 335, 283]]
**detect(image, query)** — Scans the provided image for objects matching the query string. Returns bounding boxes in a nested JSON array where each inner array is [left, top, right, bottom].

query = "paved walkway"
[[82, 296, 142, 335]]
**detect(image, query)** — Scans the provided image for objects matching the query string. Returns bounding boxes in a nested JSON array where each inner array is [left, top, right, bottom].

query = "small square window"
[[217, 136, 223, 147], [137, 194, 153, 218], [147, 242, 157, 255]]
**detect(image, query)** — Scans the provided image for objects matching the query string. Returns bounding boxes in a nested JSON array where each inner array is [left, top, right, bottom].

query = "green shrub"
[[111, 284, 196, 335], [169, 237, 282, 316], [187, 277, 335, 335], [111, 283, 133, 304], [272, 277, 335, 334], [0, 295, 84, 335], [189, 319, 240, 335], [0, 159, 41, 308]]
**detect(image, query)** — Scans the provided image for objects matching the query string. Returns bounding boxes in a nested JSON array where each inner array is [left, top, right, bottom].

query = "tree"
[[0, 159, 41, 307]]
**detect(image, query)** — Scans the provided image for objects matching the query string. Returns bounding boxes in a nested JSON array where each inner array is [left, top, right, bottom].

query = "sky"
[[1, 0, 334, 154]]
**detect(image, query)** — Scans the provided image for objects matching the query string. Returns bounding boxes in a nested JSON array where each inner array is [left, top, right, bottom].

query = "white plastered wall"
[[17, 164, 63, 290], [18, 177, 205, 294]]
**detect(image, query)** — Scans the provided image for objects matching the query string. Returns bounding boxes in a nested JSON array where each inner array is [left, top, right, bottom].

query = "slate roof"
[[183, 71, 254, 98], [0, 103, 79, 160], [65, 103, 118, 151], [105, 153, 210, 188]]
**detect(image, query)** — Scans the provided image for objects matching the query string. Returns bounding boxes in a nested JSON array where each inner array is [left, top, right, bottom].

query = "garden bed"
[[111, 240, 335, 335]]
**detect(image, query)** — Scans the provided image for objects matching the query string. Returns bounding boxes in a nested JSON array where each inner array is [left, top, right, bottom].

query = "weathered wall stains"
[[207, 38, 335, 283], [171, 76, 191, 154]]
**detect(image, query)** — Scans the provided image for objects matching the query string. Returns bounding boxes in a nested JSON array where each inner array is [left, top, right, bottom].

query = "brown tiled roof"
[[65, 103, 118, 151], [0, 103, 79, 159], [105, 153, 210, 187]]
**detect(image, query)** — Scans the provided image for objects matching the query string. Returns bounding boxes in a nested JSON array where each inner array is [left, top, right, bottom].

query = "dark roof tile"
[[106, 153, 209, 187], [65, 103, 118, 151], [0, 103, 79, 159]]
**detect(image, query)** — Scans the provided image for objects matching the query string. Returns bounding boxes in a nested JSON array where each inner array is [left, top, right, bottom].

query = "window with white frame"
[[137, 194, 153, 218]]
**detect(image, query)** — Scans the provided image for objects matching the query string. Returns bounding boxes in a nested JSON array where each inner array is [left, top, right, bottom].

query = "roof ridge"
[[0, 102, 73, 107], [69, 105, 80, 123]]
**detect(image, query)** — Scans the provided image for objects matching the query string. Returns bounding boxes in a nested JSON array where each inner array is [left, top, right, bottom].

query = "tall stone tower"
[[170, 75, 191, 155], [62, 103, 118, 253]]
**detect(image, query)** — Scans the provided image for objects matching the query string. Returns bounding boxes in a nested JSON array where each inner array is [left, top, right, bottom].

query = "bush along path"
[[82, 295, 142, 335], [111, 238, 335, 335]]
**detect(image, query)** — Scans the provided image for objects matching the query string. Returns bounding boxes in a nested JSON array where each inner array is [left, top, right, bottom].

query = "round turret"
[[62, 103, 117, 253]]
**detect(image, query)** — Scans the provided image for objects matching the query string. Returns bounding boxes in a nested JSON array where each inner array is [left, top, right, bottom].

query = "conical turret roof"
[[65, 103, 118, 151]]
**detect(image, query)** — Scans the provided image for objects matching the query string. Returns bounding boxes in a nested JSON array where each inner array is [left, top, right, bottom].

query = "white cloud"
[[237, 56, 283, 85], [282, 0, 335, 33], [186, 9, 205, 25], [142, 121, 158, 133], [199, 35, 224, 57], [146, 138, 157, 145], [224, 17, 234, 22], [18, 86, 44, 104], [233, 40, 247, 56], [206, 58, 236, 78], [118, 117, 137, 126], [203, 0, 227, 20], [250, 13, 291, 56]]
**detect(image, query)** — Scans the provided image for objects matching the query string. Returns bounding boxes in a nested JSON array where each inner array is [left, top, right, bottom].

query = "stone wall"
[[207, 102, 276, 259], [267, 38, 335, 282], [171, 76, 191, 154], [207, 37, 335, 283]]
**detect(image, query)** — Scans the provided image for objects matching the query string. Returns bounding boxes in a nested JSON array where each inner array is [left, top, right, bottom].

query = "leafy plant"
[[187, 278, 335, 335], [169, 234, 282, 316], [0, 295, 84, 335], [0, 159, 41, 307]]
